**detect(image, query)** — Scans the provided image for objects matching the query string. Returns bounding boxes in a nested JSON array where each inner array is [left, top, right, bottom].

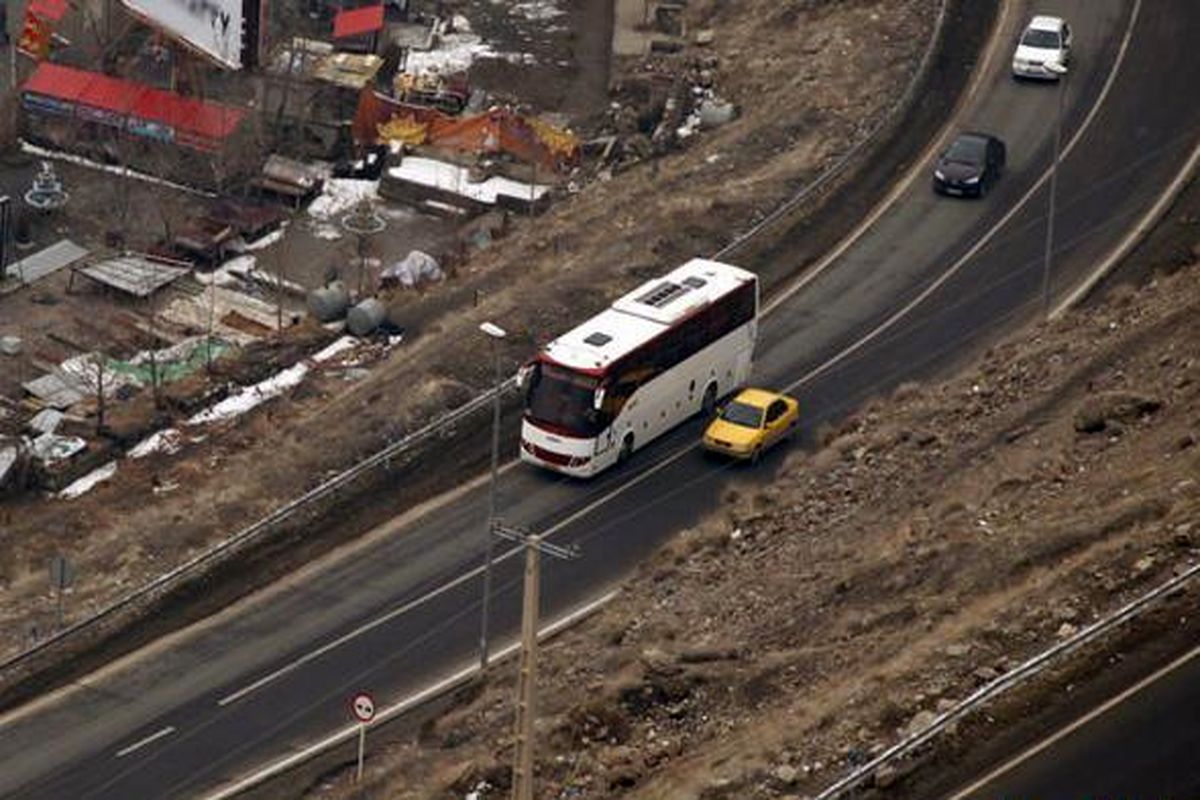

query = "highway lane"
[[950, 646, 1200, 799], [4, 1, 1199, 796]]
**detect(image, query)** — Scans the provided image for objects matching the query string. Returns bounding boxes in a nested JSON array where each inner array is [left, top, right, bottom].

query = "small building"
[[21, 63, 255, 187]]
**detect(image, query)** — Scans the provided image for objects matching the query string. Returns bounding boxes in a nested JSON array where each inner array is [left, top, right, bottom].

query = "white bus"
[[519, 258, 759, 477]]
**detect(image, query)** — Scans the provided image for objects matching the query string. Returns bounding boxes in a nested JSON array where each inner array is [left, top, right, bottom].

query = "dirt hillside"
[[304, 247, 1200, 799], [0, 0, 939, 662]]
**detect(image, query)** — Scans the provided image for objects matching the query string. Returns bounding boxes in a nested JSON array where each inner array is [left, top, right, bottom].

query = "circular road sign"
[[351, 692, 376, 723]]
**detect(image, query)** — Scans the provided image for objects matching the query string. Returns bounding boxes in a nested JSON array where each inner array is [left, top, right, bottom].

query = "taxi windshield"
[[720, 400, 764, 428]]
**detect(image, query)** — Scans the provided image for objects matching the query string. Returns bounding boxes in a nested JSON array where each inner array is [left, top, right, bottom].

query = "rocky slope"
[[307, 247, 1200, 799]]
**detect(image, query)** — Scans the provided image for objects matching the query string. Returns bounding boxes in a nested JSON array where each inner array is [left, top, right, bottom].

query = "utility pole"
[[478, 321, 507, 673], [491, 521, 579, 800]]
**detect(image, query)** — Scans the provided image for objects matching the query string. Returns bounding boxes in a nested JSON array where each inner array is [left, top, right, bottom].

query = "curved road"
[[949, 645, 1200, 799], [3, 1, 1199, 797]]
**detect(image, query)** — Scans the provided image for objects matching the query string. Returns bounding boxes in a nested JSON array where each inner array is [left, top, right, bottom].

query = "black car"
[[933, 132, 1006, 197]]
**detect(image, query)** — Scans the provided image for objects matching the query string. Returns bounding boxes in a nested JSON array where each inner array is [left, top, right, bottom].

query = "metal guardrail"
[[814, 558, 1200, 800], [0, 379, 515, 679], [1, 0, 952, 687]]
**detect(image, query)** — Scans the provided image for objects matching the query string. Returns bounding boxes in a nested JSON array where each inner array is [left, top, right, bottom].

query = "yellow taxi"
[[702, 388, 799, 462]]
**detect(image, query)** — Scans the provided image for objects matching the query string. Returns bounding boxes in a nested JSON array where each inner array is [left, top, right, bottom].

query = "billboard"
[[120, 0, 245, 70]]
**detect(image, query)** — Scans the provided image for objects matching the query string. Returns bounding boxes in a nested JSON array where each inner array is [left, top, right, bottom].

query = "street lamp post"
[[1041, 59, 1069, 318], [478, 320, 507, 673]]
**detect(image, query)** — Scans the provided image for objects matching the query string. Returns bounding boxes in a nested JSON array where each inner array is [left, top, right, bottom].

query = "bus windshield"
[[525, 362, 607, 437]]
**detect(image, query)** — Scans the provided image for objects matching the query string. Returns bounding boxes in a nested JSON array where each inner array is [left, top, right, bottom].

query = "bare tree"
[[273, 223, 292, 332], [92, 352, 107, 434]]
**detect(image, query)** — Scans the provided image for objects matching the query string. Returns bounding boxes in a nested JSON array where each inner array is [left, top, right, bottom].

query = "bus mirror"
[[516, 363, 533, 390], [593, 386, 606, 411]]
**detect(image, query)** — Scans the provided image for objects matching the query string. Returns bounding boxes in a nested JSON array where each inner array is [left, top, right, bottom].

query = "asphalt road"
[[3, 1, 1200, 797], [950, 646, 1200, 799]]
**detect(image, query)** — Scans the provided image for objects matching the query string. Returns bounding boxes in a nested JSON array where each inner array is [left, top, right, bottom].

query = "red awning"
[[23, 63, 248, 145], [29, 0, 69, 21], [22, 62, 92, 101], [333, 5, 385, 39], [78, 72, 142, 115], [131, 88, 246, 141]]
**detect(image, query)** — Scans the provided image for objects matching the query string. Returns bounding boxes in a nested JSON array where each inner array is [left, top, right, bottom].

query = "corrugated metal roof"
[[4, 240, 89, 284], [77, 254, 190, 297]]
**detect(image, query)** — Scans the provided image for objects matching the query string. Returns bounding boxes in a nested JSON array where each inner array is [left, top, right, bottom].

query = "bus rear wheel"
[[701, 382, 718, 416], [618, 434, 635, 464]]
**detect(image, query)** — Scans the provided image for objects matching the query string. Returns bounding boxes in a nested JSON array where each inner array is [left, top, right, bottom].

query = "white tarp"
[[381, 251, 444, 288], [121, 0, 245, 70]]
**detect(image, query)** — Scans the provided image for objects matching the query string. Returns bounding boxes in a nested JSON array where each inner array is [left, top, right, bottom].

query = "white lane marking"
[[216, 0, 1142, 707], [217, 439, 685, 707], [216, 561, 489, 706], [115, 726, 176, 758], [1052, 131, 1200, 317], [767, 0, 1138, 319], [203, 591, 617, 800], [763, 0, 1018, 316], [774, 0, 1142, 393], [944, 642, 1200, 800]]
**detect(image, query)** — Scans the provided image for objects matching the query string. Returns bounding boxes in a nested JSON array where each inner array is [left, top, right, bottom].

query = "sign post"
[[48, 554, 74, 631], [350, 691, 375, 783]]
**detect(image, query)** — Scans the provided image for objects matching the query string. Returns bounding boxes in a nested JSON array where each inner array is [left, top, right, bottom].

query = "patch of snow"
[[511, 1, 564, 21], [244, 268, 307, 295], [407, 32, 495, 74], [310, 223, 344, 241], [389, 157, 550, 205], [498, 52, 538, 66], [0, 444, 20, 485], [307, 179, 379, 220], [129, 428, 184, 459], [313, 335, 358, 363], [187, 363, 310, 426], [198, 254, 258, 287], [182, 338, 363, 427], [58, 461, 118, 499], [234, 228, 287, 252]]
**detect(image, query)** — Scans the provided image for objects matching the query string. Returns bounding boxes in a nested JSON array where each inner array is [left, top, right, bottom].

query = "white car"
[[1012, 15, 1071, 79]]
